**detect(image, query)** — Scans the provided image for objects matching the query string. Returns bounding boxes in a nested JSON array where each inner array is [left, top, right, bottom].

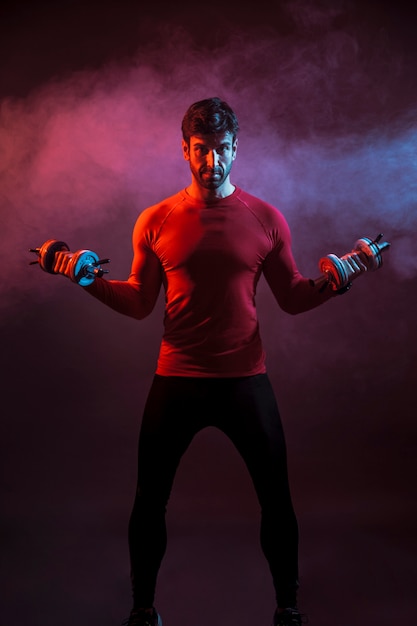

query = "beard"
[[191, 161, 233, 190]]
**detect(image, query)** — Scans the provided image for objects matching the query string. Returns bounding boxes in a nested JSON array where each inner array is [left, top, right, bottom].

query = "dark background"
[[1, 1, 416, 625]]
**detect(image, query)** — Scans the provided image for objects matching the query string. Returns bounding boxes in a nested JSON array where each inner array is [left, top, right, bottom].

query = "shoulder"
[[234, 187, 291, 232], [138, 190, 186, 221], [133, 190, 187, 232]]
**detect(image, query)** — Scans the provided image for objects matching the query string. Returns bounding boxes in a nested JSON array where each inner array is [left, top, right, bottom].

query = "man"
[[52, 97, 372, 626]]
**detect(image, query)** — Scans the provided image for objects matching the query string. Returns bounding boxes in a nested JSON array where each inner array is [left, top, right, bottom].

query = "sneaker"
[[122, 607, 162, 626], [272, 607, 307, 625]]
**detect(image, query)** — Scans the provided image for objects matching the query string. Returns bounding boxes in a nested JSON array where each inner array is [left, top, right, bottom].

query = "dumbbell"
[[312, 233, 391, 292], [29, 239, 110, 287]]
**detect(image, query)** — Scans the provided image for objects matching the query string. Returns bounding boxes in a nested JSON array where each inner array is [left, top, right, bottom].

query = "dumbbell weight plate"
[[38, 239, 70, 273], [354, 237, 382, 271], [68, 249, 100, 286], [318, 253, 350, 290]]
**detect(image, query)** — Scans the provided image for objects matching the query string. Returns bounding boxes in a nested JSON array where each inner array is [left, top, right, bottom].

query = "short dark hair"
[[181, 97, 239, 143]]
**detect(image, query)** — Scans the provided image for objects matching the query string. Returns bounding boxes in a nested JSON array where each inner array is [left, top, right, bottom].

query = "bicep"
[[128, 218, 163, 310], [263, 239, 304, 308]]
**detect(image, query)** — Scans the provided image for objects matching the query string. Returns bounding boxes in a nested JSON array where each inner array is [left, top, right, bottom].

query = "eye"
[[218, 143, 232, 155]]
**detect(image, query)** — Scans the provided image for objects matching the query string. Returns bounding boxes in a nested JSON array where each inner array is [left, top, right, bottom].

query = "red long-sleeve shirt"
[[86, 187, 334, 376]]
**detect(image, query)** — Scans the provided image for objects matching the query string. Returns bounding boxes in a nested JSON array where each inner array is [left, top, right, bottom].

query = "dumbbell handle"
[[29, 239, 110, 287]]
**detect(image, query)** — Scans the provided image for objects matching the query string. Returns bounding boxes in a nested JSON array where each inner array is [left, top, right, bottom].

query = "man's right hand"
[[53, 250, 75, 279]]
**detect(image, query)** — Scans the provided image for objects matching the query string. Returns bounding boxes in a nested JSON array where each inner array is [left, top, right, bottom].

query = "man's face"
[[182, 131, 238, 190]]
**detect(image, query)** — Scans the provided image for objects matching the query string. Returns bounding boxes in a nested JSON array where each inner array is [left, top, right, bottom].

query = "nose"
[[206, 149, 220, 168]]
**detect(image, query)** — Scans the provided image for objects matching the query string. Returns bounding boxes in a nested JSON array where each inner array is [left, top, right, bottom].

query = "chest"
[[154, 206, 271, 274]]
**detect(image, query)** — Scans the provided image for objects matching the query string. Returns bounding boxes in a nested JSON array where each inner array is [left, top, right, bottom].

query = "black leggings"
[[128, 373, 299, 608]]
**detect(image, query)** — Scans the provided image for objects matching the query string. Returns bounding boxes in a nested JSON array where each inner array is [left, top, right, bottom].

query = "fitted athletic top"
[[86, 187, 333, 376]]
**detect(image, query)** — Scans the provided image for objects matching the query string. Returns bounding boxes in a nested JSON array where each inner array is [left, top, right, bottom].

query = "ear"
[[232, 137, 238, 160], [182, 139, 190, 161]]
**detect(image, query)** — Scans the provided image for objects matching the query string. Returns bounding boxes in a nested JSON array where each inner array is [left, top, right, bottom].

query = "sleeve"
[[262, 212, 336, 315], [83, 210, 163, 320]]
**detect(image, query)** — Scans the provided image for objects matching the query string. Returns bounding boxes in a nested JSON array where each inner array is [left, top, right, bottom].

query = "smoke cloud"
[[2, 3, 416, 626], [1, 1, 417, 321]]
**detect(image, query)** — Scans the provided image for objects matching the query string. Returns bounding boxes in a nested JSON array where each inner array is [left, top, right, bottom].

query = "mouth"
[[201, 168, 222, 178]]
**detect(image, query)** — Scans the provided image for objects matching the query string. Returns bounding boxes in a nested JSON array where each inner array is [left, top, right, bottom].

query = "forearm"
[[84, 277, 158, 320], [275, 275, 336, 315]]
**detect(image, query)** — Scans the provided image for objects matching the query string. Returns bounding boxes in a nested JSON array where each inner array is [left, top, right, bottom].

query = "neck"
[[186, 180, 235, 202]]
